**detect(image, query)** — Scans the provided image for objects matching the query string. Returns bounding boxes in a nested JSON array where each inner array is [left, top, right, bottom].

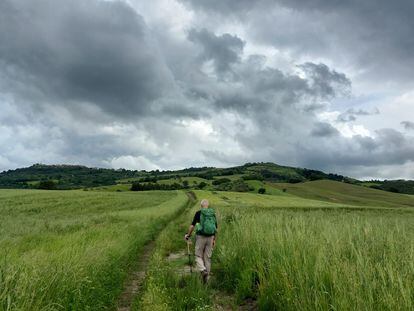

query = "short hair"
[[200, 199, 209, 207]]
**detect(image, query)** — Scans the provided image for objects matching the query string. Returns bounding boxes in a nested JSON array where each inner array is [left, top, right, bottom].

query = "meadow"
[[270, 179, 414, 208], [214, 206, 414, 310], [0, 189, 189, 310], [1, 180, 413, 310], [136, 190, 414, 310]]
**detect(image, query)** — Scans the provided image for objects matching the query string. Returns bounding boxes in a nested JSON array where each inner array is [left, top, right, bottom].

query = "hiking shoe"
[[201, 270, 209, 284]]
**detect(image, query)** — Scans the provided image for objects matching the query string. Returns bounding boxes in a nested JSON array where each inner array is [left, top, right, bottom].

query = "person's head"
[[200, 199, 209, 208]]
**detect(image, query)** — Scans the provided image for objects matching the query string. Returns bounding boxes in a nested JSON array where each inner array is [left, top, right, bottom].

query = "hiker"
[[184, 199, 217, 283]]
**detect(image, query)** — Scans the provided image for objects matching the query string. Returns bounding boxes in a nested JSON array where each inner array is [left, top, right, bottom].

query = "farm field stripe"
[[134, 192, 240, 310], [116, 192, 197, 311], [0, 190, 184, 310], [116, 241, 155, 311]]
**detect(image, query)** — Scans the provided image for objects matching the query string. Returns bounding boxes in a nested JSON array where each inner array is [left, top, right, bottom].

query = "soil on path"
[[116, 192, 255, 310], [166, 244, 257, 310], [117, 192, 196, 311], [116, 241, 155, 311]]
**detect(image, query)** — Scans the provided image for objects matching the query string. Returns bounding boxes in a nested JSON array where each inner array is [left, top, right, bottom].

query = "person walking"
[[184, 199, 217, 283]]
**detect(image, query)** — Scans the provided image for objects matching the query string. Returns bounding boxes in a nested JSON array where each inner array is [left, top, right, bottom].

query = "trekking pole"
[[186, 239, 193, 274]]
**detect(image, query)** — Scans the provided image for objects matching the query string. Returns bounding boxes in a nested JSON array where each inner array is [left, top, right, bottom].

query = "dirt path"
[[116, 240, 155, 311], [116, 192, 196, 311]]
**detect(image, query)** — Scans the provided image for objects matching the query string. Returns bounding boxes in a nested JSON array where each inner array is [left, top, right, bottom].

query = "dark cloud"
[[188, 28, 245, 73], [0, 0, 413, 179], [311, 122, 339, 137], [401, 121, 414, 130], [298, 63, 351, 99], [180, 0, 264, 16], [210, 66, 308, 112], [181, 0, 414, 84], [303, 102, 327, 113], [337, 107, 380, 122], [0, 0, 175, 118], [179, 0, 259, 15], [337, 114, 357, 123], [184, 46, 350, 117], [289, 128, 414, 174]]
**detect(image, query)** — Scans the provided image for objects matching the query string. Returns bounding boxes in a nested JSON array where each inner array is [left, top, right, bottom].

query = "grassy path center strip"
[[117, 241, 156, 311], [116, 192, 196, 311]]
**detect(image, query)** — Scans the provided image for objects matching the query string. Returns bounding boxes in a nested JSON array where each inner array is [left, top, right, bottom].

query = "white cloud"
[[108, 155, 160, 171], [346, 161, 414, 180], [317, 111, 373, 138]]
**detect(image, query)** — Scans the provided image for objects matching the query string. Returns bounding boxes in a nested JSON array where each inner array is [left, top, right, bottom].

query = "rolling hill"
[[1, 162, 413, 195], [269, 179, 414, 208]]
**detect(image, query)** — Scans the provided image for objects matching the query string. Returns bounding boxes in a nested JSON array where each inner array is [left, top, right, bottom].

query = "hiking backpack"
[[197, 208, 217, 235]]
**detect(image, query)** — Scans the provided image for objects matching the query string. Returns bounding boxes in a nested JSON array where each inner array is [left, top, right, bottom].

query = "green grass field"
[[0, 189, 188, 310], [92, 183, 133, 192], [135, 190, 414, 310], [204, 191, 414, 310], [2, 182, 414, 310], [269, 179, 414, 208]]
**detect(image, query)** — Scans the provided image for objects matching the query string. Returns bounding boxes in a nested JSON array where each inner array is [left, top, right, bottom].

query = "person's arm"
[[184, 224, 194, 240], [184, 212, 198, 240]]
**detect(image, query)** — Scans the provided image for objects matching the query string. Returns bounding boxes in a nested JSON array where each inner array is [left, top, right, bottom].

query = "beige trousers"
[[195, 235, 214, 273]]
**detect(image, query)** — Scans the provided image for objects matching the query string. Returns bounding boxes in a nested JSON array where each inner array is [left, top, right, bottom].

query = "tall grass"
[[215, 207, 414, 310], [4, 187, 412, 310], [138, 190, 414, 310], [0, 190, 188, 310], [135, 195, 214, 311]]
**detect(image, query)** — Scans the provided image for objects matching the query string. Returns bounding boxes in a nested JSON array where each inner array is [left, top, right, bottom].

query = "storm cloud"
[[188, 28, 245, 74], [0, 0, 176, 118], [337, 108, 380, 123], [180, 0, 414, 84], [0, 0, 413, 179], [401, 121, 414, 131]]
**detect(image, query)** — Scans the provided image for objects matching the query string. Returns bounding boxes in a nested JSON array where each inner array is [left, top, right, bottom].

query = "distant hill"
[[0, 162, 413, 194], [0, 164, 139, 189], [360, 179, 414, 195], [270, 180, 414, 208]]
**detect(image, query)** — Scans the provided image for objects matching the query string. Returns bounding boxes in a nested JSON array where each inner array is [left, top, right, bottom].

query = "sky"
[[0, 0, 413, 179]]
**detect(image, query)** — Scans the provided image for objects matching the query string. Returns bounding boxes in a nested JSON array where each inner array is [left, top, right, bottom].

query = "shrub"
[[131, 182, 184, 191], [212, 178, 231, 186], [198, 182, 207, 189], [232, 180, 251, 192], [38, 180, 57, 190], [242, 174, 263, 181]]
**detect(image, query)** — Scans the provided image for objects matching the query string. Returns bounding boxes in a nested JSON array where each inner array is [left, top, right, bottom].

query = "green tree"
[[198, 181, 207, 189], [38, 180, 57, 190]]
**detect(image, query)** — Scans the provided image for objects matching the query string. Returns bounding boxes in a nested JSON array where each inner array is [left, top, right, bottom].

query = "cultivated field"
[[212, 196, 414, 310], [0, 189, 188, 310], [137, 190, 414, 310], [270, 179, 414, 208], [1, 183, 413, 310]]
